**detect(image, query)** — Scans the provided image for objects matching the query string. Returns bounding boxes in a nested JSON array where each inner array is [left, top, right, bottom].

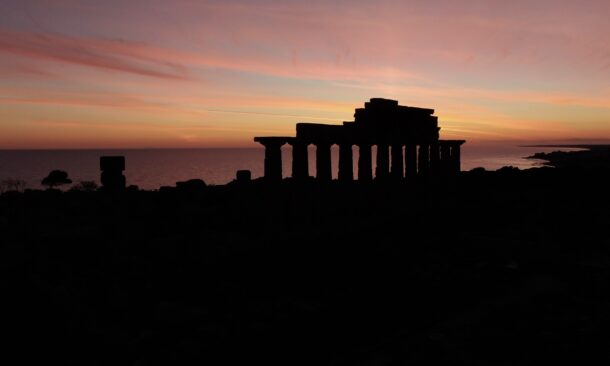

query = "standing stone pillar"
[[390, 145, 404, 180], [440, 143, 451, 176], [405, 143, 417, 181], [263, 142, 283, 181], [291, 141, 309, 180], [451, 143, 461, 174], [358, 144, 372, 181], [376, 144, 390, 180], [338, 144, 354, 181], [100, 156, 126, 191], [429, 143, 440, 176], [316, 143, 332, 181], [418, 144, 430, 176]]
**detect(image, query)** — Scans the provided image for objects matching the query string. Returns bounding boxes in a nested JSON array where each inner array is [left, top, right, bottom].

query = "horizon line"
[[3, 137, 610, 151]]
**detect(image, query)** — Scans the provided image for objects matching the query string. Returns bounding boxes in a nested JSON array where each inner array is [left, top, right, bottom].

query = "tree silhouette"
[[41, 170, 72, 189]]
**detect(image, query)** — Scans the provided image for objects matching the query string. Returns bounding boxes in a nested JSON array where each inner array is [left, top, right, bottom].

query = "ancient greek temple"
[[254, 98, 465, 181]]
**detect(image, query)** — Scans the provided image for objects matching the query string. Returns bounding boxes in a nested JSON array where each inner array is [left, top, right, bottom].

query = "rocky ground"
[[2, 148, 610, 365]]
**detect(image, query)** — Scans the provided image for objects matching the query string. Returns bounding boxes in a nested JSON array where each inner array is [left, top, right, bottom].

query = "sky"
[[1, 0, 609, 148]]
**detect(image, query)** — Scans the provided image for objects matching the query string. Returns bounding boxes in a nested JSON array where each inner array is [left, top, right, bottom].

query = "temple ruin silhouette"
[[254, 98, 465, 181]]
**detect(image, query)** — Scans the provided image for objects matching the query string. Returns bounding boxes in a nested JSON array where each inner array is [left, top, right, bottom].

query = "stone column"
[[316, 143, 332, 181], [405, 143, 417, 181], [100, 156, 126, 191], [263, 142, 283, 181], [390, 145, 404, 180], [429, 143, 440, 176], [338, 144, 354, 181], [291, 142, 309, 180], [440, 143, 451, 176], [418, 144, 429, 176], [376, 144, 390, 180], [358, 144, 372, 181], [451, 143, 461, 173]]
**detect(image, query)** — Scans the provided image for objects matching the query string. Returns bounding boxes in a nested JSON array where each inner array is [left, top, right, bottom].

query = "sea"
[[0, 144, 584, 190]]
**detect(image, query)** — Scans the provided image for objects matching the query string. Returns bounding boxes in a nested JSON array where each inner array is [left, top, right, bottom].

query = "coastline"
[[525, 145, 610, 169], [0, 144, 598, 190]]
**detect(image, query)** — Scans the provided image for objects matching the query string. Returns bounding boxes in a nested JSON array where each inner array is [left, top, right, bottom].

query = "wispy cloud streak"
[[0, 29, 189, 80]]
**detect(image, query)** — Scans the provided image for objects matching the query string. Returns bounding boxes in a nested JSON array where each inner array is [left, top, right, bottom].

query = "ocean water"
[[0, 145, 582, 190]]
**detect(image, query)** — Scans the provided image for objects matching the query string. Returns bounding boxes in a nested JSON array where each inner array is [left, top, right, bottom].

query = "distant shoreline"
[[524, 145, 610, 169], [522, 144, 610, 149]]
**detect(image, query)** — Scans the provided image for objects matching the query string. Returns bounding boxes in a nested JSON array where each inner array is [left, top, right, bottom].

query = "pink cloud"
[[0, 88, 166, 110], [0, 27, 422, 84], [0, 62, 54, 78], [0, 29, 189, 80]]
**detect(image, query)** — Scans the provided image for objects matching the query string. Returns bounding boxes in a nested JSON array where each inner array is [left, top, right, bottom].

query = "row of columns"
[[259, 141, 463, 181]]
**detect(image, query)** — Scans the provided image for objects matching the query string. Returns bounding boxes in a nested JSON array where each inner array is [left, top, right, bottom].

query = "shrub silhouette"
[[41, 170, 72, 189], [0, 178, 26, 193], [70, 180, 98, 192]]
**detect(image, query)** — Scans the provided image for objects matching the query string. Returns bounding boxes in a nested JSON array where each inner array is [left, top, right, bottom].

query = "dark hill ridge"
[[1, 147, 610, 365]]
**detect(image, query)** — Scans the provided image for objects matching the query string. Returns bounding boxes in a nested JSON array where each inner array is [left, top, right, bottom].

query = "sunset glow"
[[1, 0, 610, 148]]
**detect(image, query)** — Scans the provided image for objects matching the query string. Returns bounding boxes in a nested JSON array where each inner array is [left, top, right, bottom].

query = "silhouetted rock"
[[236, 170, 251, 182], [127, 184, 139, 192], [176, 179, 207, 191], [100, 156, 126, 191]]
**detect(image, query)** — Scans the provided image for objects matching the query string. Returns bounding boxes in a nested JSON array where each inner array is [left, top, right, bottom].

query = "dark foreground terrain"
[[2, 148, 610, 365]]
